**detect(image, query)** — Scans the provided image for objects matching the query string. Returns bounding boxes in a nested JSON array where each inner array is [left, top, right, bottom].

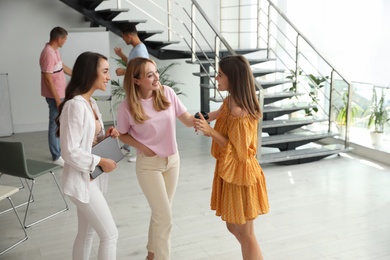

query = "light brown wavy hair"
[[219, 55, 261, 119], [123, 57, 170, 124]]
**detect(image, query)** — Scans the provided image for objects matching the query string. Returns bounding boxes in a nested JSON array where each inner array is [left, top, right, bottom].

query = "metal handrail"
[[122, 0, 240, 101], [266, 1, 350, 85], [262, 0, 352, 147]]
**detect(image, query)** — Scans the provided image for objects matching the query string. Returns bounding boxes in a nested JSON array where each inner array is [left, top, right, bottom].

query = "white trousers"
[[136, 153, 180, 260], [68, 182, 118, 260]]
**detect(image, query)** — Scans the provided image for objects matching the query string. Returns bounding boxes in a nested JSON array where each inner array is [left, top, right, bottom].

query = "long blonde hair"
[[123, 57, 170, 123], [219, 55, 261, 119]]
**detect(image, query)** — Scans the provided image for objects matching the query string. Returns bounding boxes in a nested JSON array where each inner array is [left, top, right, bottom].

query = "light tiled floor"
[[1, 124, 390, 260]]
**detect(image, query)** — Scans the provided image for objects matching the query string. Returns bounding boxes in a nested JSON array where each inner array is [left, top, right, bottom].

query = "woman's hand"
[[98, 158, 117, 173], [106, 126, 120, 138], [195, 112, 213, 136]]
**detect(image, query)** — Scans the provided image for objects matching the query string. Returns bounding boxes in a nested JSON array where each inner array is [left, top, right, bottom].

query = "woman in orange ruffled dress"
[[194, 55, 270, 260]]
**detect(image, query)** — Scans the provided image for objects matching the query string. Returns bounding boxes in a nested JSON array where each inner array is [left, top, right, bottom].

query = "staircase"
[[59, 0, 352, 165]]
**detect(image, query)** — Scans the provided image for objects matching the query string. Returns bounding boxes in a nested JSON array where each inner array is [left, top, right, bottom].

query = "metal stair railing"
[[114, 0, 264, 107], [112, 0, 352, 157], [261, 0, 352, 148], [219, 0, 353, 148]]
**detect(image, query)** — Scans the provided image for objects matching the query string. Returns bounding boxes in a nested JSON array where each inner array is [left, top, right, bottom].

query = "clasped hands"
[[194, 112, 212, 136]]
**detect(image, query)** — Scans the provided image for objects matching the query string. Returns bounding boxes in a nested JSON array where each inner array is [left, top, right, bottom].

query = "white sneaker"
[[128, 155, 137, 163], [53, 156, 65, 167]]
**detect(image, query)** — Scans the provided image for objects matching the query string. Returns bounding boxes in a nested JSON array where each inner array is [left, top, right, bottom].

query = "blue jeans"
[[46, 98, 61, 160]]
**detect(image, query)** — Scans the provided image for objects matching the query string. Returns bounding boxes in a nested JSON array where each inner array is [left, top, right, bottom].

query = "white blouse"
[[59, 95, 108, 203]]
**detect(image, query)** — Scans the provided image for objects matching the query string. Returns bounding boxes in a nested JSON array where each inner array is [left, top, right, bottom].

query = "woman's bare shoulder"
[[230, 105, 248, 117]]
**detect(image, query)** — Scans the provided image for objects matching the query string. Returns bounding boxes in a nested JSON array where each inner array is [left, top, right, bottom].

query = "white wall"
[[0, 0, 217, 133], [0, 0, 90, 133], [1, 0, 390, 133], [277, 0, 390, 86]]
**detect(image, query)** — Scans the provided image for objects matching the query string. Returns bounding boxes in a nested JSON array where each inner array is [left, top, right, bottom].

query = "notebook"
[[91, 137, 124, 179]]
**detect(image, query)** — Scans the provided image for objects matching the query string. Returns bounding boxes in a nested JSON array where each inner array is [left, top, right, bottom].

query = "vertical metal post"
[[214, 36, 220, 99], [328, 69, 335, 133], [267, 3, 271, 58], [345, 82, 352, 148], [256, 86, 264, 161], [295, 34, 300, 93], [191, 3, 196, 61], [257, 0, 261, 49], [117, 0, 121, 9], [238, 0, 241, 48], [167, 0, 172, 41], [200, 65, 211, 113]]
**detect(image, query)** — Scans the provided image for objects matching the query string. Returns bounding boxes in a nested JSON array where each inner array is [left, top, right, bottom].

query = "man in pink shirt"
[[40, 26, 72, 166]]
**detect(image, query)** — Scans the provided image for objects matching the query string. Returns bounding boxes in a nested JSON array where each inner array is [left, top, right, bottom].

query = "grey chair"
[[0, 185, 28, 256], [0, 141, 68, 228]]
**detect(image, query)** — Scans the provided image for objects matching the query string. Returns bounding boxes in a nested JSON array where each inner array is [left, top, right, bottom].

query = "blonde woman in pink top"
[[116, 57, 194, 260]]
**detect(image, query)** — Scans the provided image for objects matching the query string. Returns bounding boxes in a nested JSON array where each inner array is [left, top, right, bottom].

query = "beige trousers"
[[136, 152, 180, 260]]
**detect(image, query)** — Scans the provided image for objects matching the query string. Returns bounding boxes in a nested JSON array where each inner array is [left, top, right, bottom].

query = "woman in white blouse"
[[56, 51, 119, 260]]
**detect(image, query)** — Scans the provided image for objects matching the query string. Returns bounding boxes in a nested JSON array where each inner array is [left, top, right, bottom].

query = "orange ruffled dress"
[[210, 100, 269, 224]]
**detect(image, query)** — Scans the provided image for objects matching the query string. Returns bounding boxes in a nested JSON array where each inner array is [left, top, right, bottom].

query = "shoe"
[[53, 156, 65, 167], [121, 146, 132, 157], [128, 155, 137, 163]]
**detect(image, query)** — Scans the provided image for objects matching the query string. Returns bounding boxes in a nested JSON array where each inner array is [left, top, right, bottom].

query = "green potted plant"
[[335, 90, 362, 138], [366, 88, 389, 146], [304, 74, 329, 116], [285, 68, 303, 95], [111, 58, 185, 108]]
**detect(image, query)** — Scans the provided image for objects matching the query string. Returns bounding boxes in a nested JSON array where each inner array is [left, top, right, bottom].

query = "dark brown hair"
[[56, 52, 107, 136], [219, 55, 261, 119], [49, 26, 68, 41]]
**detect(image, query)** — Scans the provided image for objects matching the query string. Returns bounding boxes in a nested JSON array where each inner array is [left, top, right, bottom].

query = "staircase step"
[[112, 20, 147, 28], [257, 79, 293, 89], [259, 144, 351, 165], [203, 91, 305, 104], [262, 131, 335, 145], [96, 8, 129, 20], [263, 92, 304, 105], [147, 49, 192, 59], [137, 30, 164, 41], [82, 0, 109, 10], [262, 131, 336, 150], [185, 57, 275, 65], [252, 68, 285, 77], [193, 68, 285, 78], [192, 71, 214, 77], [262, 118, 327, 135], [263, 104, 316, 120], [248, 58, 277, 64], [145, 40, 181, 50]]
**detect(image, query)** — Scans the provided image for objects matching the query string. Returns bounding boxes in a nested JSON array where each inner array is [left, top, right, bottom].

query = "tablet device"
[[91, 137, 124, 179]]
